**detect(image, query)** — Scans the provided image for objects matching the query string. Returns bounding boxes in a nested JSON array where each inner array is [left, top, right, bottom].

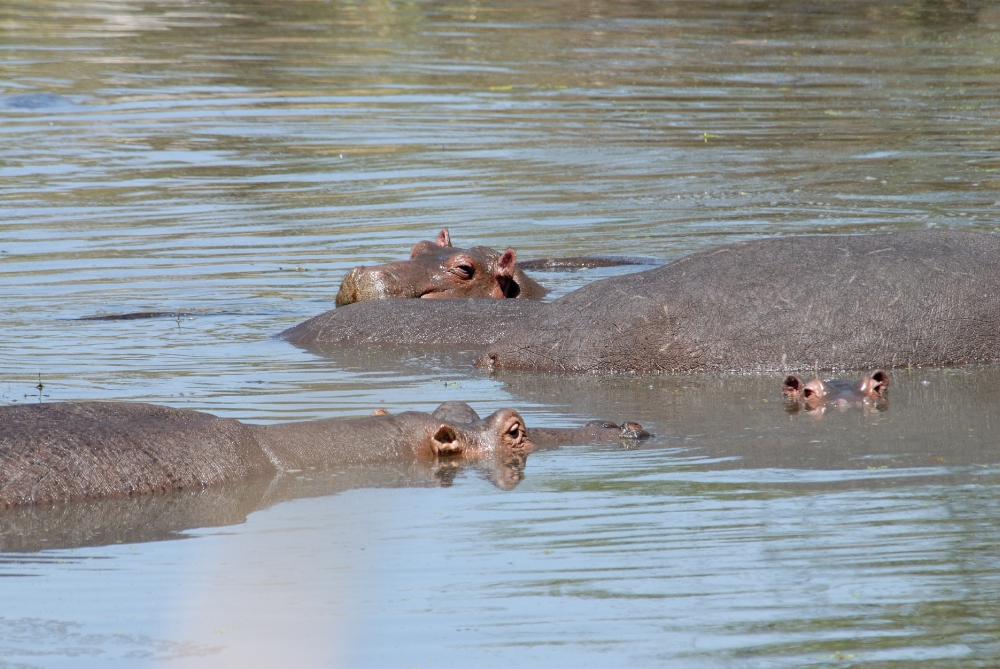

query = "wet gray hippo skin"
[[0, 401, 647, 508], [336, 228, 549, 305], [479, 230, 1000, 373], [782, 370, 889, 413], [0, 401, 531, 508], [281, 298, 546, 350], [285, 231, 1000, 374], [429, 401, 650, 447]]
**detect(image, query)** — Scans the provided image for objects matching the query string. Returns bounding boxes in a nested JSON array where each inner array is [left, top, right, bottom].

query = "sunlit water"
[[2, 0, 1000, 666]]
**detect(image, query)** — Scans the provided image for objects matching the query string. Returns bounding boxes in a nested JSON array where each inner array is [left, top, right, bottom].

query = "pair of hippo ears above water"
[[782, 370, 889, 410]]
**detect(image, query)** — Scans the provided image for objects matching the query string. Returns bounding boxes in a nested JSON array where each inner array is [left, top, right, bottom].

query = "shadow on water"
[[3, 0, 1000, 664]]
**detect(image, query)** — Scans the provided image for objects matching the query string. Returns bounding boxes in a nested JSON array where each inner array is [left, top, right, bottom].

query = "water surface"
[[2, 0, 1000, 666]]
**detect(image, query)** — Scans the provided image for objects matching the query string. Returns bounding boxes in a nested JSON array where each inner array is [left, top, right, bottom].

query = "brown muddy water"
[[2, 0, 1000, 666]]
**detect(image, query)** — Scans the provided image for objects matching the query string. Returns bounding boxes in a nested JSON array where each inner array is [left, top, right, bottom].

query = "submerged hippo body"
[[336, 228, 548, 305], [0, 402, 531, 508], [480, 230, 1000, 373], [288, 231, 1000, 374], [428, 401, 650, 446], [0, 401, 646, 508], [782, 370, 889, 412]]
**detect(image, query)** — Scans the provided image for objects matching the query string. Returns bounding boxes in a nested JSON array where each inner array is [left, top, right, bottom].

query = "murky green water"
[[2, 0, 1000, 666]]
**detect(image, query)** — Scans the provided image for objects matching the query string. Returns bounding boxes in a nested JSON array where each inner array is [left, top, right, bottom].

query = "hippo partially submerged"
[[782, 370, 889, 412], [0, 401, 528, 508], [287, 230, 1000, 374], [334, 228, 659, 306], [479, 230, 1000, 374], [336, 228, 549, 305], [0, 401, 647, 508], [429, 400, 650, 445]]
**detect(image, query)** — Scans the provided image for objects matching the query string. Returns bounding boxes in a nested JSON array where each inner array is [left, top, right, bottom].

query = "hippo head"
[[335, 228, 548, 306], [424, 408, 533, 459], [781, 374, 828, 407], [782, 370, 889, 412]]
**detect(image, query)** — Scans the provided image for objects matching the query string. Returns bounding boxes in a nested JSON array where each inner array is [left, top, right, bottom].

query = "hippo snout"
[[337, 266, 400, 306]]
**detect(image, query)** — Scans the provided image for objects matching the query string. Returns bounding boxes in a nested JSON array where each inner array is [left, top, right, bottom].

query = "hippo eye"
[[507, 424, 522, 439], [453, 264, 474, 280]]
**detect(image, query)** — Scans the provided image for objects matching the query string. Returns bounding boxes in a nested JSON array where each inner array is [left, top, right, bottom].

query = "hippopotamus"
[[0, 401, 531, 508], [0, 401, 648, 508], [428, 400, 650, 446], [72, 230, 657, 322], [336, 228, 550, 305], [286, 230, 1000, 374], [282, 298, 547, 350], [334, 228, 660, 306], [782, 370, 889, 412], [480, 230, 1000, 373]]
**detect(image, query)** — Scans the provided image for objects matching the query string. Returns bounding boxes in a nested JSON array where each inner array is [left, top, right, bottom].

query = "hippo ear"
[[495, 249, 521, 298], [436, 228, 452, 247], [497, 248, 516, 275], [782, 374, 804, 398], [863, 370, 889, 398], [432, 424, 464, 456], [370, 408, 390, 416]]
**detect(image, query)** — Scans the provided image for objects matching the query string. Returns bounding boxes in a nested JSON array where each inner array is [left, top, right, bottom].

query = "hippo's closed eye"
[[450, 261, 475, 280]]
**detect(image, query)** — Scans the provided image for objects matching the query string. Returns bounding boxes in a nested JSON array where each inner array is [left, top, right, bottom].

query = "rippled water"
[[2, 0, 1000, 666]]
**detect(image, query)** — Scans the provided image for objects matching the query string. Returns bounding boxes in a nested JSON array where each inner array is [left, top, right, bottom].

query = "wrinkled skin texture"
[[0, 402, 532, 508], [336, 228, 548, 305], [479, 231, 1000, 373], [281, 298, 545, 351], [782, 370, 889, 414]]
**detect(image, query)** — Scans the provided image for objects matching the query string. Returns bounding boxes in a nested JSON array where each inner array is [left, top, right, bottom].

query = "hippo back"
[[480, 230, 1000, 373], [0, 402, 275, 508], [280, 297, 547, 351]]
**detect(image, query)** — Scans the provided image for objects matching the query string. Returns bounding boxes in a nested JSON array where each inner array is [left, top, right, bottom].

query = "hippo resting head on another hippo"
[[292, 230, 1000, 374], [336, 228, 548, 306], [0, 401, 648, 508], [782, 370, 889, 413]]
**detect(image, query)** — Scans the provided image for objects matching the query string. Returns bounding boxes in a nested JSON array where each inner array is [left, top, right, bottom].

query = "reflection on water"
[[3, 0, 1000, 666]]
